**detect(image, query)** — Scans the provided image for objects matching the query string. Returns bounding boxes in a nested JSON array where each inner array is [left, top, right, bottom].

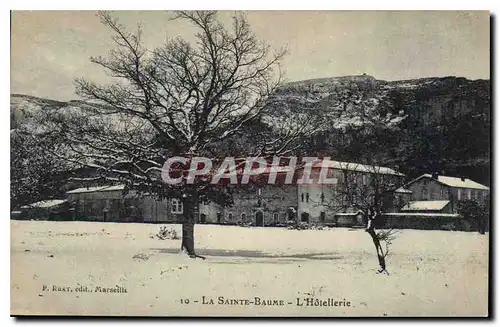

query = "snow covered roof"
[[395, 187, 413, 194], [401, 200, 450, 211], [311, 159, 404, 176], [21, 199, 67, 209], [66, 185, 126, 194], [406, 174, 489, 190]]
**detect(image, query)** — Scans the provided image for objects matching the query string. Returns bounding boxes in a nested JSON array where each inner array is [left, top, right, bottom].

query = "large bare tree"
[[47, 11, 316, 258]]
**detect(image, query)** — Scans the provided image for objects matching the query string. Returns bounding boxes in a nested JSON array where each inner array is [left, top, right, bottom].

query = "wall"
[[407, 177, 451, 202], [16, 203, 71, 221], [230, 184, 298, 226], [198, 201, 224, 224], [68, 190, 140, 222], [298, 183, 337, 224], [141, 197, 182, 223], [381, 213, 474, 231]]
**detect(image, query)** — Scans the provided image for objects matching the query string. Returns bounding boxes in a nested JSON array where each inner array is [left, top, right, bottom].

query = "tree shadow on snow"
[[150, 248, 344, 263]]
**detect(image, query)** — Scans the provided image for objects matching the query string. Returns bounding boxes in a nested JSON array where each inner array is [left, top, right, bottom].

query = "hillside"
[[266, 75, 490, 184], [10, 75, 491, 202], [270, 75, 489, 120]]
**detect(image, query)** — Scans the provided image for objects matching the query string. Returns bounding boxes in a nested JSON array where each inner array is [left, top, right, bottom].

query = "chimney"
[[432, 172, 439, 180], [461, 176, 466, 182]]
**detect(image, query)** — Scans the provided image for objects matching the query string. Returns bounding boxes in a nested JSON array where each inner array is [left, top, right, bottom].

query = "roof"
[[21, 199, 67, 209], [66, 185, 126, 194], [401, 200, 450, 211], [311, 159, 404, 176], [405, 174, 489, 190], [395, 187, 413, 194]]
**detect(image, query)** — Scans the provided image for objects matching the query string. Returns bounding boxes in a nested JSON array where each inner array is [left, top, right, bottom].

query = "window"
[[257, 199, 262, 207], [217, 212, 222, 223], [301, 193, 304, 202], [171, 198, 183, 214], [228, 213, 233, 221], [273, 212, 279, 223], [362, 175, 367, 186], [306, 193, 310, 203], [241, 213, 247, 222], [321, 192, 325, 203]]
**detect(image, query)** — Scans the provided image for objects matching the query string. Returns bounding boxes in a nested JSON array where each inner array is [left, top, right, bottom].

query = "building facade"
[[66, 185, 222, 224], [228, 184, 298, 226], [297, 160, 405, 226], [29, 158, 410, 227], [401, 173, 490, 214]]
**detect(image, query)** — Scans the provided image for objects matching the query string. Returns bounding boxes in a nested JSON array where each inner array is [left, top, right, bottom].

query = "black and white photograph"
[[9, 9, 490, 317]]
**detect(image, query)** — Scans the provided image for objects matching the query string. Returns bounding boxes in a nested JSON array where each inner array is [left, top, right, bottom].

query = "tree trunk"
[[366, 227, 386, 272], [181, 217, 195, 254], [365, 214, 387, 273], [180, 191, 205, 259]]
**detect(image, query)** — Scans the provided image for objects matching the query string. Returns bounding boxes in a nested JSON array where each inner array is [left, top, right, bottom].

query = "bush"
[[153, 226, 180, 240], [457, 200, 489, 234], [237, 220, 253, 227], [286, 221, 309, 230]]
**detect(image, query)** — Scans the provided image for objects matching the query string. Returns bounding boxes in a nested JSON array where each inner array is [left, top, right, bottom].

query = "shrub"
[[154, 226, 180, 240], [237, 221, 253, 227], [286, 221, 309, 230], [457, 200, 489, 234]]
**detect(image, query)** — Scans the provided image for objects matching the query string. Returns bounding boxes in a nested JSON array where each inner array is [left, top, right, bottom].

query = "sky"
[[11, 10, 490, 101]]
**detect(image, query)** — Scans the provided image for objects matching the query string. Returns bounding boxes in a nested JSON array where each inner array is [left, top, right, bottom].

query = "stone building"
[[66, 185, 222, 223], [67, 185, 142, 222], [401, 173, 490, 214], [62, 159, 406, 227], [228, 184, 298, 226], [297, 160, 405, 226], [14, 199, 70, 221]]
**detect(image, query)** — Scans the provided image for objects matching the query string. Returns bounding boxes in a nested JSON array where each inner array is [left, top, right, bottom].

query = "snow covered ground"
[[11, 220, 489, 317]]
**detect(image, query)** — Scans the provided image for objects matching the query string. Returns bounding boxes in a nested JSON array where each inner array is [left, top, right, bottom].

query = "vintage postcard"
[[10, 10, 490, 317]]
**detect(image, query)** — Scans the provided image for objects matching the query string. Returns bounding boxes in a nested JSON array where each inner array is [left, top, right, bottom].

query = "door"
[[301, 212, 310, 223], [200, 213, 206, 224], [320, 211, 326, 223], [255, 211, 264, 226]]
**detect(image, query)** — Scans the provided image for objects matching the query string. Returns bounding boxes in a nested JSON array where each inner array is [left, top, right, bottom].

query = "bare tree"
[[46, 11, 315, 258], [302, 79, 406, 273], [319, 162, 401, 274]]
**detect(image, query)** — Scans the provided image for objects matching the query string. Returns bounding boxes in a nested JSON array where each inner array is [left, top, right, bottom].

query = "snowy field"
[[11, 220, 489, 317]]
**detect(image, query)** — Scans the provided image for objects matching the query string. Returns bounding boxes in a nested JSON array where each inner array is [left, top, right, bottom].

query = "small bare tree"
[[45, 11, 317, 259], [320, 163, 401, 274]]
